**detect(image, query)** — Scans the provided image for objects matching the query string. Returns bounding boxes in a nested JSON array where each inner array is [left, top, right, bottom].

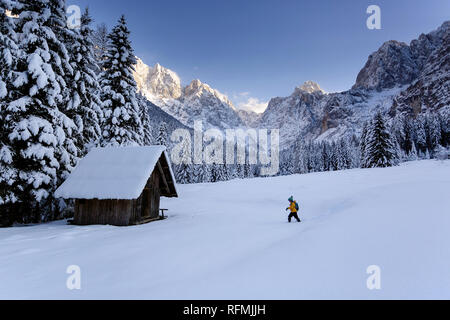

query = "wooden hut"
[[55, 146, 178, 226]]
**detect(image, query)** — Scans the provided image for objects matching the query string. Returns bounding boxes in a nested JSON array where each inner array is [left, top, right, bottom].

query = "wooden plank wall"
[[150, 169, 161, 219], [74, 199, 133, 226]]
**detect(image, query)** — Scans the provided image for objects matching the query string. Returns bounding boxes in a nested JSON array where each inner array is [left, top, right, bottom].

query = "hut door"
[[141, 188, 151, 218]]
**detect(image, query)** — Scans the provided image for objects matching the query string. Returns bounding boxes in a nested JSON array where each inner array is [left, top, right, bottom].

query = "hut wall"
[[127, 168, 162, 225], [149, 168, 161, 219], [74, 199, 134, 226]]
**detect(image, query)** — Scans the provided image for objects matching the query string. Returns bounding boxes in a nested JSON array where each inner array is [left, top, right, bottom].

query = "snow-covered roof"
[[55, 146, 178, 200]]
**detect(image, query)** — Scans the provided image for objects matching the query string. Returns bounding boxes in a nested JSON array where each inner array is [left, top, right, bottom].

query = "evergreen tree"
[[336, 139, 351, 170], [349, 135, 361, 169], [210, 164, 220, 182], [426, 113, 442, 155], [91, 22, 108, 71], [5, 0, 78, 222], [401, 116, 414, 154], [364, 112, 398, 168], [415, 117, 427, 155], [438, 113, 449, 147], [176, 163, 192, 184], [236, 162, 244, 179], [408, 143, 418, 161], [100, 15, 143, 147], [217, 164, 229, 181], [192, 164, 204, 184], [68, 7, 103, 154], [392, 135, 402, 166], [202, 163, 211, 182], [157, 122, 168, 147], [137, 94, 153, 145], [319, 142, 328, 172], [360, 121, 370, 168], [0, 0, 21, 225], [47, 0, 79, 184], [329, 141, 338, 171]]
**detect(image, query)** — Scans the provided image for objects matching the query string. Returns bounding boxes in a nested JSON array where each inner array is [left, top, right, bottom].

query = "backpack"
[[295, 202, 299, 211]]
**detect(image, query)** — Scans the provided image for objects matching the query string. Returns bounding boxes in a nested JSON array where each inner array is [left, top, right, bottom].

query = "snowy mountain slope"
[[258, 21, 449, 148], [258, 81, 405, 146], [354, 21, 449, 92], [258, 81, 328, 146], [392, 21, 450, 116], [163, 79, 244, 129], [236, 109, 262, 127], [139, 97, 192, 143], [353, 40, 420, 91], [0, 160, 449, 299], [132, 21, 448, 147], [133, 59, 244, 129]]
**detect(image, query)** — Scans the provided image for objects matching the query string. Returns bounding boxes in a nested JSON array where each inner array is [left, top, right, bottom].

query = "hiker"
[[286, 196, 301, 223]]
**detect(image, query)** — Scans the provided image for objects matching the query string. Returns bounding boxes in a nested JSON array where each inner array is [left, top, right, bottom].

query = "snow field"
[[0, 160, 449, 299]]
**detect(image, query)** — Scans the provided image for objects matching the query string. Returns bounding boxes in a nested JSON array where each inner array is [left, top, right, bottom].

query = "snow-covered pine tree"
[[290, 139, 304, 174], [415, 117, 427, 155], [209, 164, 220, 182], [329, 141, 338, 171], [68, 7, 103, 155], [234, 163, 245, 178], [336, 139, 351, 170], [0, 0, 19, 101], [201, 163, 210, 183], [360, 121, 370, 168], [137, 94, 153, 146], [401, 116, 414, 155], [192, 164, 204, 184], [243, 162, 252, 178], [349, 135, 361, 169], [5, 0, 78, 222], [45, 0, 80, 186], [91, 22, 108, 72], [49, 0, 85, 202], [157, 121, 168, 147], [0, 0, 21, 225], [438, 112, 449, 147], [392, 135, 402, 166], [176, 163, 192, 184], [100, 15, 143, 147], [364, 112, 398, 168], [408, 143, 418, 161], [426, 113, 442, 155], [299, 144, 311, 174], [303, 142, 314, 173], [217, 164, 229, 182]]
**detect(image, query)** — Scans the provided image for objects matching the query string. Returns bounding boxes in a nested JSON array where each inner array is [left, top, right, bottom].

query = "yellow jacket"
[[288, 201, 298, 213]]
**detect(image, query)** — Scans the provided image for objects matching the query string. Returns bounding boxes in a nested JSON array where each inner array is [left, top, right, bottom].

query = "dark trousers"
[[288, 212, 301, 223]]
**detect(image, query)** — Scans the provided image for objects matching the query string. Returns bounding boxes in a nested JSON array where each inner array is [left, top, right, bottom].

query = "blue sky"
[[73, 0, 449, 112]]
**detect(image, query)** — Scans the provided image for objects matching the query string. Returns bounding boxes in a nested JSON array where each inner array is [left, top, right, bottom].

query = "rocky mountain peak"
[[133, 57, 182, 100], [133, 58, 242, 129], [353, 40, 419, 91], [153, 62, 163, 72], [295, 81, 324, 94], [354, 21, 449, 91], [184, 79, 235, 109], [184, 79, 204, 94]]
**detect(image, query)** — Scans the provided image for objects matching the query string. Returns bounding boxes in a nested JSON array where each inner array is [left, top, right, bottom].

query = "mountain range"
[[134, 21, 449, 150]]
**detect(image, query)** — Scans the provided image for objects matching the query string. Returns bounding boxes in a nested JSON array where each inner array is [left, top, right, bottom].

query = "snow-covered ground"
[[1, 160, 449, 300]]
